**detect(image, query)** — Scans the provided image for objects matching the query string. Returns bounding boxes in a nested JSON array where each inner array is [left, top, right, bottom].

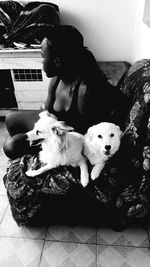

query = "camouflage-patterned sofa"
[[3, 59, 150, 230]]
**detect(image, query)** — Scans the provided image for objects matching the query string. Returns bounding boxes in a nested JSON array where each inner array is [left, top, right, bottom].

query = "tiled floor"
[[0, 116, 150, 267]]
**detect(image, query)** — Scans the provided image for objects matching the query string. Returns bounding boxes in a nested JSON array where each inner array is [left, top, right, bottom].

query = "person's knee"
[[3, 134, 30, 159], [3, 137, 17, 159]]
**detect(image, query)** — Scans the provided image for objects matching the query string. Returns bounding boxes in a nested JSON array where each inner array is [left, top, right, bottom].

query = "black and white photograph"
[[0, 0, 150, 266]]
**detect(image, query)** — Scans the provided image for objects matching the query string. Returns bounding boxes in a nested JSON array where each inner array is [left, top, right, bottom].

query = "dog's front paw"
[[81, 177, 89, 187], [91, 164, 104, 181], [26, 169, 37, 177], [91, 171, 99, 181]]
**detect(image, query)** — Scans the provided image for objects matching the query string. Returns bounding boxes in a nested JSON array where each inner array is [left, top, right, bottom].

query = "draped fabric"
[[0, 1, 60, 48], [3, 59, 150, 228]]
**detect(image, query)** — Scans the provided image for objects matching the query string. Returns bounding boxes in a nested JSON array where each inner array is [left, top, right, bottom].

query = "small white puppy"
[[25, 111, 89, 187], [84, 122, 122, 181], [26, 110, 58, 147]]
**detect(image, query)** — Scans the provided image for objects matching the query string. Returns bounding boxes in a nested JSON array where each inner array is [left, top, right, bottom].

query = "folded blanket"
[[0, 1, 60, 48]]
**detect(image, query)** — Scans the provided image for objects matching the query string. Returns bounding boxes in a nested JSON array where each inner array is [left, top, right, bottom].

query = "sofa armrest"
[[121, 60, 150, 139]]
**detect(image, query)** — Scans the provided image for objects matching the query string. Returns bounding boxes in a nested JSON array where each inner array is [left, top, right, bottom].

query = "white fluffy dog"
[[83, 122, 122, 181], [25, 111, 89, 187]]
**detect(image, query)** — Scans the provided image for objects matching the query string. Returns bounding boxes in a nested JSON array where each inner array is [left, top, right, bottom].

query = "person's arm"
[[44, 76, 59, 112]]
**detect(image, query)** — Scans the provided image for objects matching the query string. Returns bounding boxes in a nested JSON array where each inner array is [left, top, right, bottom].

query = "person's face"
[[41, 38, 62, 78]]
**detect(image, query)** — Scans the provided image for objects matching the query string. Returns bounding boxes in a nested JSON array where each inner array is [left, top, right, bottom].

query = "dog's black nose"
[[105, 145, 111, 151]]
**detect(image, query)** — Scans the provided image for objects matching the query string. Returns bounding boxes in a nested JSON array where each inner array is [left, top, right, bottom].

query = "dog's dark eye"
[[110, 133, 114, 137], [98, 134, 102, 139], [54, 56, 61, 65], [36, 130, 41, 135]]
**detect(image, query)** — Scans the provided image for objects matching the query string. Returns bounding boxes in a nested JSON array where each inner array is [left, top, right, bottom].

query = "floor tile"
[[0, 237, 44, 267], [40, 241, 96, 267], [0, 129, 7, 138], [0, 207, 47, 240], [0, 149, 8, 167], [97, 245, 150, 267], [97, 226, 149, 247], [46, 224, 96, 244], [0, 196, 8, 224], [0, 166, 7, 195], [0, 136, 7, 148]]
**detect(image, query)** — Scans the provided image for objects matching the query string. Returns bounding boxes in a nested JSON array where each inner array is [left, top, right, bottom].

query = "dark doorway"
[[0, 70, 18, 108]]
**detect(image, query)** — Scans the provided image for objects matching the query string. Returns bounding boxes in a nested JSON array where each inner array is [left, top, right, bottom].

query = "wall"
[[131, 0, 150, 63], [41, 0, 138, 63], [24, 0, 150, 63]]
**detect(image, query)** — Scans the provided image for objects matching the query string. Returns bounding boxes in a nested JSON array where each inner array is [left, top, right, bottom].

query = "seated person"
[[3, 25, 129, 160]]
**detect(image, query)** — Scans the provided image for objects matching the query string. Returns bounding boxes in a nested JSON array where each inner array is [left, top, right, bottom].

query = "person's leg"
[[3, 110, 41, 159]]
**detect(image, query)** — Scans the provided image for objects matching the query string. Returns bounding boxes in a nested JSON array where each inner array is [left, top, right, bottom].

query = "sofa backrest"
[[98, 61, 131, 86]]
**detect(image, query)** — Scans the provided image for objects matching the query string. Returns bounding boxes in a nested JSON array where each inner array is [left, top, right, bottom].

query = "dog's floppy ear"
[[52, 125, 65, 137], [59, 122, 74, 132], [52, 122, 74, 136], [49, 113, 58, 120], [39, 110, 57, 120], [52, 122, 74, 152], [86, 126, 94, 141], [116, 125, 123, 138], [39, 110, 50, 118]]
